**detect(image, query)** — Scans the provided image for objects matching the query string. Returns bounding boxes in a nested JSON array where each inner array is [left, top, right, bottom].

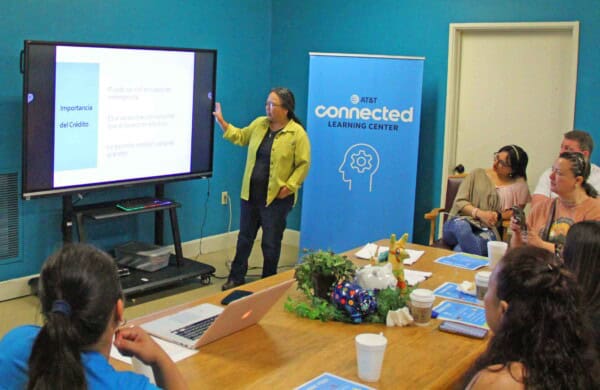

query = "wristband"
[[471, 207, 479, 219]]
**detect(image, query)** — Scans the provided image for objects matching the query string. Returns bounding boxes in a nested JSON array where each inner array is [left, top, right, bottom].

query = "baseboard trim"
[[0, 274, 39, 302], [179, 228, 300, 258]]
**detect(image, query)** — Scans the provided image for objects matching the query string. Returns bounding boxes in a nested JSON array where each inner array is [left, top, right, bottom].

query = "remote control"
[[439, 321, 488, 339]]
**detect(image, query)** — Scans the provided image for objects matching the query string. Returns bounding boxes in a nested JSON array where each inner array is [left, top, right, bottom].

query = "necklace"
[[559, 195, 586, 208]]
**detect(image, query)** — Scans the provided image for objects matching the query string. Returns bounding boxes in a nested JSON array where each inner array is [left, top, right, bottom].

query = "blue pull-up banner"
[[300, 53, 424, 253]]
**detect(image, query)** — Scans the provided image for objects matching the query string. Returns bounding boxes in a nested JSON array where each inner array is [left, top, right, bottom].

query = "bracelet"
[[471, 207, 479, 219]]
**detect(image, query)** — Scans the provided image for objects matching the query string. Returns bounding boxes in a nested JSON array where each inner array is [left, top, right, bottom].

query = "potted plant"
[[294, 250, 356, 299]]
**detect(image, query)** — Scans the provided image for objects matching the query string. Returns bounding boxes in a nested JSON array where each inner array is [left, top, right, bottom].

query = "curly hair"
[[462, 246, 599, 388]]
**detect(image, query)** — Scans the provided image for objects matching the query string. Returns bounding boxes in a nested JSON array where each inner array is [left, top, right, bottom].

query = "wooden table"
[[116, 243, 489, 389]]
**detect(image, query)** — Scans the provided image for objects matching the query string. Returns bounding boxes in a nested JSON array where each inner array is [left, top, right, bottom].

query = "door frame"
[[440, 21, 580, 208]]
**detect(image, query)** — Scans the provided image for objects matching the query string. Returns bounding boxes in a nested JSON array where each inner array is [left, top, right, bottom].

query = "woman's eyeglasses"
[[265, 102, 283, 109], [493, 153, 511, 168]]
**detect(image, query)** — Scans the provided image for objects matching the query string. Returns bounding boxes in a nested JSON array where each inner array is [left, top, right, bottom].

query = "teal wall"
[[0, 0, 273, 280], [1, 0, 599, 281], [271, 0, 600, 246]]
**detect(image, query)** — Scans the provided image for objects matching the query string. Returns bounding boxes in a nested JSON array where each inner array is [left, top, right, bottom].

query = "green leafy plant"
[[285, 249, 413, 323], [284, 296, 350, 322], [363, 285, 413, 323], [294, 250, 356, 299]]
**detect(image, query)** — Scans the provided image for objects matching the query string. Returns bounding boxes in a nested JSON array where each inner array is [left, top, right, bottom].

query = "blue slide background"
[[54, 62, 99, 172]]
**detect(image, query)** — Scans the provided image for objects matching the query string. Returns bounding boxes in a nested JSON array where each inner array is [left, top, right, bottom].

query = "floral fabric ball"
[[331, 280, 378, 323]]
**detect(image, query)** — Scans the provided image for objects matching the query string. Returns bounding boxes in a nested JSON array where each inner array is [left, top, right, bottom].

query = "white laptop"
[[141, 279, 294, 349]]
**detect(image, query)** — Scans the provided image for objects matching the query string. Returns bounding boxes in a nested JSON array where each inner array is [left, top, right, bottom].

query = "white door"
[[442, 22, 579, 202]]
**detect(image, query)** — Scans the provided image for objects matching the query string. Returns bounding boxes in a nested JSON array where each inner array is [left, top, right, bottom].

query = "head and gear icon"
[[338, 143, 380, 192]]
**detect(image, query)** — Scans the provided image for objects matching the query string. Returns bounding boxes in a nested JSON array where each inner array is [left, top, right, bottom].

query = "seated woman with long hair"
[[563, 220, 600, 353], [463, 246, 598, 389], [511, 151, 600, 255], [0, 243, 187, 389], [443, 144, 530, 255]]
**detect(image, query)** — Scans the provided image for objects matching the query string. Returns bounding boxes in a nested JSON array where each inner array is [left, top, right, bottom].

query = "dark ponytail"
[[271, 87, 304, 128], [28, 313, 85, 389], [583, 181, 598, 198], [28, 244, 122, 390]]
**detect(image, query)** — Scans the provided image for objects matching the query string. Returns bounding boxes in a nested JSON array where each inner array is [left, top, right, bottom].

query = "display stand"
[[62, 185, 215, 296]]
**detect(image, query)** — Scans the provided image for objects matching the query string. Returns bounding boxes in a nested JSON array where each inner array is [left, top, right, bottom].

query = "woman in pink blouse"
[[443, 145, 530, 255]]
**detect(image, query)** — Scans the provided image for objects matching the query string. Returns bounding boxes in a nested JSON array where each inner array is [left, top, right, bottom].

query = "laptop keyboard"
[[172, 315, 218, 340]]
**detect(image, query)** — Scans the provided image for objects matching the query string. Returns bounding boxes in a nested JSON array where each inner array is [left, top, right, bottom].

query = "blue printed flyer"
[[433, 282, 480, 305], [295, 372, 375, 390], [433, 300, 488, 328], [434, 253, 489, 270]]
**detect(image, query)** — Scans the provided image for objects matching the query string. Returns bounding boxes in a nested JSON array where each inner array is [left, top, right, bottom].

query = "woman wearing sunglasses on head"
[[511, 152, 600, 255], [442, 145, 530, 256]]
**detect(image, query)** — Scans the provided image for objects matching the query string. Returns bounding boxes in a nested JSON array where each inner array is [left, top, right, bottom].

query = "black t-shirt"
[[250, 129, 280, 205]]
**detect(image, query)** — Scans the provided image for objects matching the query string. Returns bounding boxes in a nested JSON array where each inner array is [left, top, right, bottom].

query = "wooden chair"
[[424, 174, 510, 247], [424, 174, 466, 248]]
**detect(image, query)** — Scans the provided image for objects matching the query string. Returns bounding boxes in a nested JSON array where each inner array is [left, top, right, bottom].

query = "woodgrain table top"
[[114, 243, 489, 389]]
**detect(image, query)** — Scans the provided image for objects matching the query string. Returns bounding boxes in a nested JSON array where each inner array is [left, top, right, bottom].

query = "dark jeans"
[[228, 196, 294, 283]]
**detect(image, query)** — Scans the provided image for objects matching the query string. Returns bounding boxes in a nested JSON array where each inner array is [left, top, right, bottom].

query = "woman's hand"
[[114, 325, 165, 365], [509, 219, 552, 252], [212, 102, 228, 131], [509, 215, 525, 248], [520, 227, 555, 252], [277, 186, 292, 199], [114, 325, 188, 389], [478, 210, 498, 228], [509, 215, 521, 234]]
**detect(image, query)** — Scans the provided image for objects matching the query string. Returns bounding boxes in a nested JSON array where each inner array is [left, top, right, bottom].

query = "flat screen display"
[[21, 40, 216, 199]]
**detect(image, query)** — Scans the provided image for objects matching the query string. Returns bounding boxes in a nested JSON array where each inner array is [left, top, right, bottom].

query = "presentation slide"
[[53, 46, 195, 187]]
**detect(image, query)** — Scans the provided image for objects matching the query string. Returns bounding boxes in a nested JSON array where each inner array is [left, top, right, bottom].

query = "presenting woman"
[[0, 244, 187, 389], [511, 152, 600, 254], [463, 246, 598, 388], [214, 87, 311, 290], [442, 145, 530, 255]]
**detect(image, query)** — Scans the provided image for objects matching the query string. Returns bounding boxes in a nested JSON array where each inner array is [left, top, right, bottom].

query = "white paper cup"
[[487, 241, 508, 269], [132, 356, 156, 384], [409, 288, 435, 326], [355, 333, 387, 382], [475, 271, 491, 302]]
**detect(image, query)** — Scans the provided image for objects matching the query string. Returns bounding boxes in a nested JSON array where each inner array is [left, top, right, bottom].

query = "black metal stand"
[[61, 185, 215, 296]]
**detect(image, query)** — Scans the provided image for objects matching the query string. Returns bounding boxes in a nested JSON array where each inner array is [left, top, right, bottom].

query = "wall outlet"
[[221, 191, 228, 205]]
